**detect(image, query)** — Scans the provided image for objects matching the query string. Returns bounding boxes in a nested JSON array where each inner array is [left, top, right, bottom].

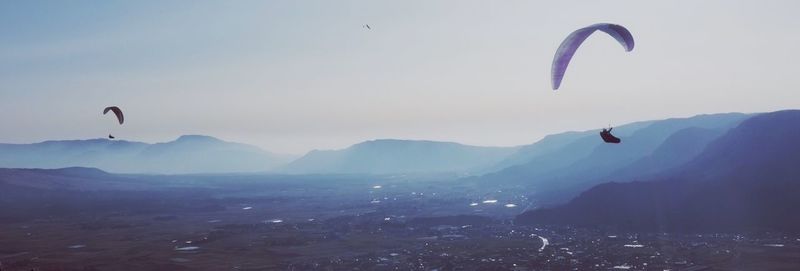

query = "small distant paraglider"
[[103, 106, 124, 139], [551, 23, 634, 90], [363, 24, 371, 30], [600, 127, 621, 144]]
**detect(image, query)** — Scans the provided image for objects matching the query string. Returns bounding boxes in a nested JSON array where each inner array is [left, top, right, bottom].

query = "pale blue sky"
[[2, 1, 800, 154]]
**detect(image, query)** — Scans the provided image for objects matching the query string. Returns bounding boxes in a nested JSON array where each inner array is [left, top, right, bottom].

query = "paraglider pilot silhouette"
[[600, 127, 621, 144]]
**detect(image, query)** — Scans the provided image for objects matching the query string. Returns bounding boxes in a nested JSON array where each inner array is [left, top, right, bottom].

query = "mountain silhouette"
[[609, 126, 726, 181], [281, 139, 518, 175], [0, 135, 294, 174], [474, 113, 748, 203], [485, 119, 658, 173], [516, 110, 800, 232]]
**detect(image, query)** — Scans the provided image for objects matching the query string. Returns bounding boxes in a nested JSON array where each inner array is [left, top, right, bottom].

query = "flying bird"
[[363, 24, 371, 30]]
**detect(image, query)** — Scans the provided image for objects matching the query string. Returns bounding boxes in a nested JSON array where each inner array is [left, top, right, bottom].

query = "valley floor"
[[1, 172, 798, 270], [2, 214, 799, 271]]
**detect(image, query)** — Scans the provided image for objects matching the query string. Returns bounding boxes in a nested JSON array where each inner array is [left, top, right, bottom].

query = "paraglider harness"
[[600, 127, 621, 144]]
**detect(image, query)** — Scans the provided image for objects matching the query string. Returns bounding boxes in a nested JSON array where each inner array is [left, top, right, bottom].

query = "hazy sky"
[[2, 1, 800, 154]]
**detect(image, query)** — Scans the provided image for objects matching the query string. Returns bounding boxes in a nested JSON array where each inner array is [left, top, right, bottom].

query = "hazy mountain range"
[[0, 136, 520, 175], [2, 110, 799, 232], [516, 110, 800, 231], [471, 112, 750, 203], [280, 139, 519, 175], [0, 135, 295, 174], [0, 112, 758, 179]]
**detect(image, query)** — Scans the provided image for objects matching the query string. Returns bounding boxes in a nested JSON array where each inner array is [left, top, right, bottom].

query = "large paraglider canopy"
[[600, 128, 621, 144], [103, 106, 124, 125], [551, 23, 634, 90]]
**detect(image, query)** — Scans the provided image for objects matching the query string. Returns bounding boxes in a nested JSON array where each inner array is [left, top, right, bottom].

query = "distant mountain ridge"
[[546, 113, 748, 187], [471, 113, 749, 203], [0, 135, 294, 174], [0, 112, 758, 180], [281, 139, 519, 175], [487, 119, 658, 172], [516, 110, 800, 232]]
